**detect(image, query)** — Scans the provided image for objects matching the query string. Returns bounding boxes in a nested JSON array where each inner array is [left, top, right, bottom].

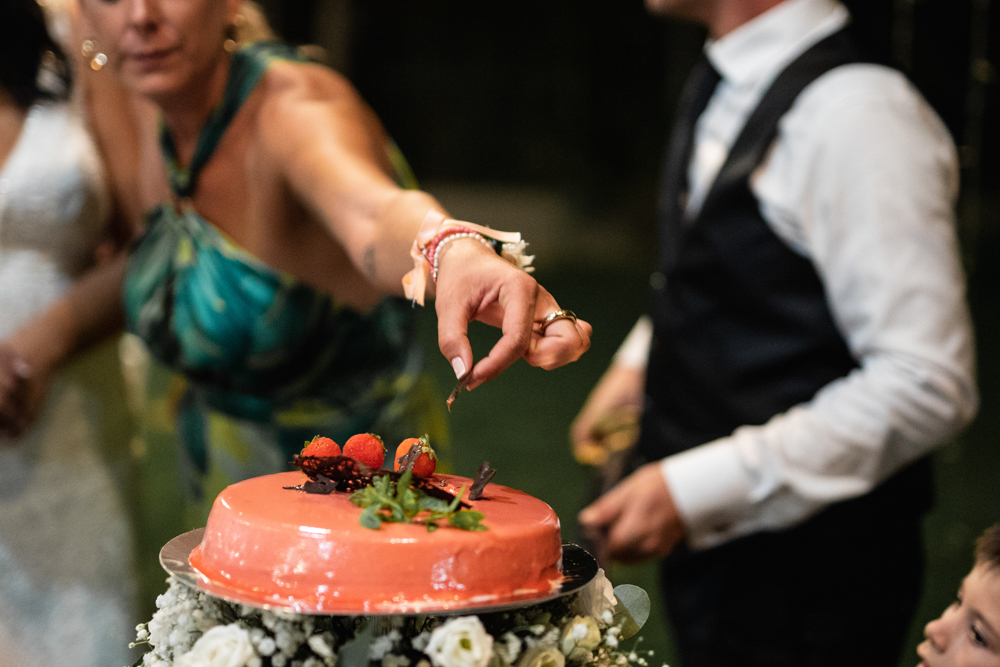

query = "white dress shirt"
[[620, 0, 978, 549]]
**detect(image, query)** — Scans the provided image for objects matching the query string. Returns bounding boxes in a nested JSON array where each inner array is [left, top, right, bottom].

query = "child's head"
[[918, 524, 1000, 667]]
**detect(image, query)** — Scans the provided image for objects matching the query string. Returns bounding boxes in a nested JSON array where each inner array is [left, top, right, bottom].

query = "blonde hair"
[[232, 1, 276, 45]]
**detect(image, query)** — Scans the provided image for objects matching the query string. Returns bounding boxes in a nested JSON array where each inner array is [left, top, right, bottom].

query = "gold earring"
[[81, 39, 107, 71], [223, 23, 238, 52]]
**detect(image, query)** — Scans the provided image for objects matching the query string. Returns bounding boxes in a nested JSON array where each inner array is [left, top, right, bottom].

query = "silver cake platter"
[[161, 528, 599, 617]]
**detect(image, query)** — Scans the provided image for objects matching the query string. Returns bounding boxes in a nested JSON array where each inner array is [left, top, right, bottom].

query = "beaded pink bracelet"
[[423, 226, 470, 268], [401, 212, 531, 306], [426, 227, 494, 282]]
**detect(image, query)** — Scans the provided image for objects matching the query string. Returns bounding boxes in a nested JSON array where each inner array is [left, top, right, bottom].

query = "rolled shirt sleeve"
[[662, 64, 978, 550]]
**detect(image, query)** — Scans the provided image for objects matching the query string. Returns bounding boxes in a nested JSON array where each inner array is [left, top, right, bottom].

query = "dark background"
[[254, 2, 998, 664]]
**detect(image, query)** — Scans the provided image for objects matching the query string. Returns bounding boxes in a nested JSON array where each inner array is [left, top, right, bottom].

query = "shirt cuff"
[[660, 438, 756, 547], [613, 315, 652, 369]]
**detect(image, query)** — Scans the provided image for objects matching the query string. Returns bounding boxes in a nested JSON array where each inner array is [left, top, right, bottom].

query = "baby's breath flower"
[[412, 631, 432, 652], [495, 631, 523, 664], [307, 634, 334, 660], [371, 634, 397, 661], [132, 574, 648, 667], [257, 637, 276, 656]]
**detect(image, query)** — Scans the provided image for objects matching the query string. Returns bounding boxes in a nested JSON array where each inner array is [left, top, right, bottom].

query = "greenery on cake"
[[288, 432, 489, 531], [351, 469, 487, 532], [130, 570, 659, 667]]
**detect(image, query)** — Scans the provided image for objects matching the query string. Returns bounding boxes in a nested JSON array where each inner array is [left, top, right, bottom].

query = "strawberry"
[[301, 435, 341, 458], [343, 433, 386, 469], [394, 435, 437, 477]]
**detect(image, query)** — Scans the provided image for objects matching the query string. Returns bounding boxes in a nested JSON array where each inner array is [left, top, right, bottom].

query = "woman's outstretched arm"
[[263, 62, 591, 389]]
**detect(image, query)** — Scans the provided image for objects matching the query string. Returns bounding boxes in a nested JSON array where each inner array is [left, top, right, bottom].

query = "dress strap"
[[160, 42, 305, 198]]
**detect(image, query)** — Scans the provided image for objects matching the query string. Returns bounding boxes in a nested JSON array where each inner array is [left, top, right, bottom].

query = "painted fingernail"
[[451, 357, 467, 379]]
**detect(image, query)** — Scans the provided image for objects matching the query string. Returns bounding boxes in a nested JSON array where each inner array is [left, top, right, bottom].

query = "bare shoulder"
[[255, 60, 388, 162], [261, 59, 360, 110]]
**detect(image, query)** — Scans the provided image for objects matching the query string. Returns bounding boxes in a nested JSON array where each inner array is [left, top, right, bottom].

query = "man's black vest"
[[641, 29, 860, 459], [640, 26, 932, 520]]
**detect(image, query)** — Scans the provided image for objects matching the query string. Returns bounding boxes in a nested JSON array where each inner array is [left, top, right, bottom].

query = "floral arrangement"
[[130, 570, 658, 667]]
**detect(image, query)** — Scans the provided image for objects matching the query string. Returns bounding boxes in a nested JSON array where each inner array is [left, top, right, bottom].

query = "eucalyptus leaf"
[[611, 584, 650, 639]]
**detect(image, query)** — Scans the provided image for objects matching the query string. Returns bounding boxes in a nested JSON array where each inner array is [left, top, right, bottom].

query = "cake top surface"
[[183, 471, 573, 613], [215, 471, 560, 537]]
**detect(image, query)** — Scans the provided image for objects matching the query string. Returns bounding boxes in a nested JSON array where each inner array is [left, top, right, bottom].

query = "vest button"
[[650, 272, 666, 291]]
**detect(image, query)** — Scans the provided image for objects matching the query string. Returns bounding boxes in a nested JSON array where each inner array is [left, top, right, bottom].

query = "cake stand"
[[160, 527, 600, 616]]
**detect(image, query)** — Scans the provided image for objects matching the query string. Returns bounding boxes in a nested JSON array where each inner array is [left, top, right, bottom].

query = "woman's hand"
[[0, 344, 49, 440], [433, 238, 592, 390], [0, 254, 128, 441]]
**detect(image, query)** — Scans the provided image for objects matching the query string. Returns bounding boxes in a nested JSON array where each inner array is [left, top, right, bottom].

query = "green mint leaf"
[[401, 487, 420, 518], [446, 486, 466, 513], [359, 506, 382, 530], [449, 510, 486, 531], [418, 496, 450, 513], [397, 469, 413, 493], [352, 472, 487, 531]]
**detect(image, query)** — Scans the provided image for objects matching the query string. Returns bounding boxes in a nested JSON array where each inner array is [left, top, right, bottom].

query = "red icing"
[[189, 472, 563, 613]]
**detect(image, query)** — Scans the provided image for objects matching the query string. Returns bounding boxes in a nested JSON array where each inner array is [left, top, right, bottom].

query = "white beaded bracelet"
[[431, 231, 494, 282]]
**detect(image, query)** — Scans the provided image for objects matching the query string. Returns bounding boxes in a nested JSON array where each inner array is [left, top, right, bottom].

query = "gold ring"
[[537, 309, 578, 334]]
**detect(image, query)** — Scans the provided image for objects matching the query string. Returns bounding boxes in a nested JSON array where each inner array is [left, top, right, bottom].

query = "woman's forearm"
[[8, 251, 128, 372]]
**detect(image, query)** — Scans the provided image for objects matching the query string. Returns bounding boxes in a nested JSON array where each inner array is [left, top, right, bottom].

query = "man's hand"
[[433, 238, 592, 389], [578, 462, 686, 563], [570, 364, 644, 466]]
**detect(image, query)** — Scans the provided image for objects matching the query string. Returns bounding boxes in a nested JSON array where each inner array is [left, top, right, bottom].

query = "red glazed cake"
[[188, 471, 564, 613]]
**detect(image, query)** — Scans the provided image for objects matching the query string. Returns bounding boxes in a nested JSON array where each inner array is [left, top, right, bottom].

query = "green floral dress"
[[122, 43, 447, 614]]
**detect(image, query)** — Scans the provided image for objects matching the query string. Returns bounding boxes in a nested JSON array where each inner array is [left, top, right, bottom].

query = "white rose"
[[516, 646, 565, 667], [570, 568, 617, 622], [424, 617, 493, 667], [175, 624, 256, 667]]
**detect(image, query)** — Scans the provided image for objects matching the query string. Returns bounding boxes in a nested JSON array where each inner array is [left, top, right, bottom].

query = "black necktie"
[[660, 55, 722, 247]]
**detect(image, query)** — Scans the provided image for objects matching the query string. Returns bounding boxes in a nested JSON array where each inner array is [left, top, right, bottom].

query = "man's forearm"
[[662, 346, 977, 550]]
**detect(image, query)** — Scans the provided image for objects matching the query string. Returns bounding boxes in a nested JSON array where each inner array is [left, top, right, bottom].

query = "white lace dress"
[[0, 102, 137, 667]]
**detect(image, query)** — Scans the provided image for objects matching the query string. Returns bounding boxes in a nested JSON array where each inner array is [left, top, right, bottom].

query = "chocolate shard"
[[290, 454, 376, 492], [302, 474, 337, 494], [395, 442, 423, 474], [468, 461, 497, 500], [289, 452, 469, 508], [446, 373, 471, 412]]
